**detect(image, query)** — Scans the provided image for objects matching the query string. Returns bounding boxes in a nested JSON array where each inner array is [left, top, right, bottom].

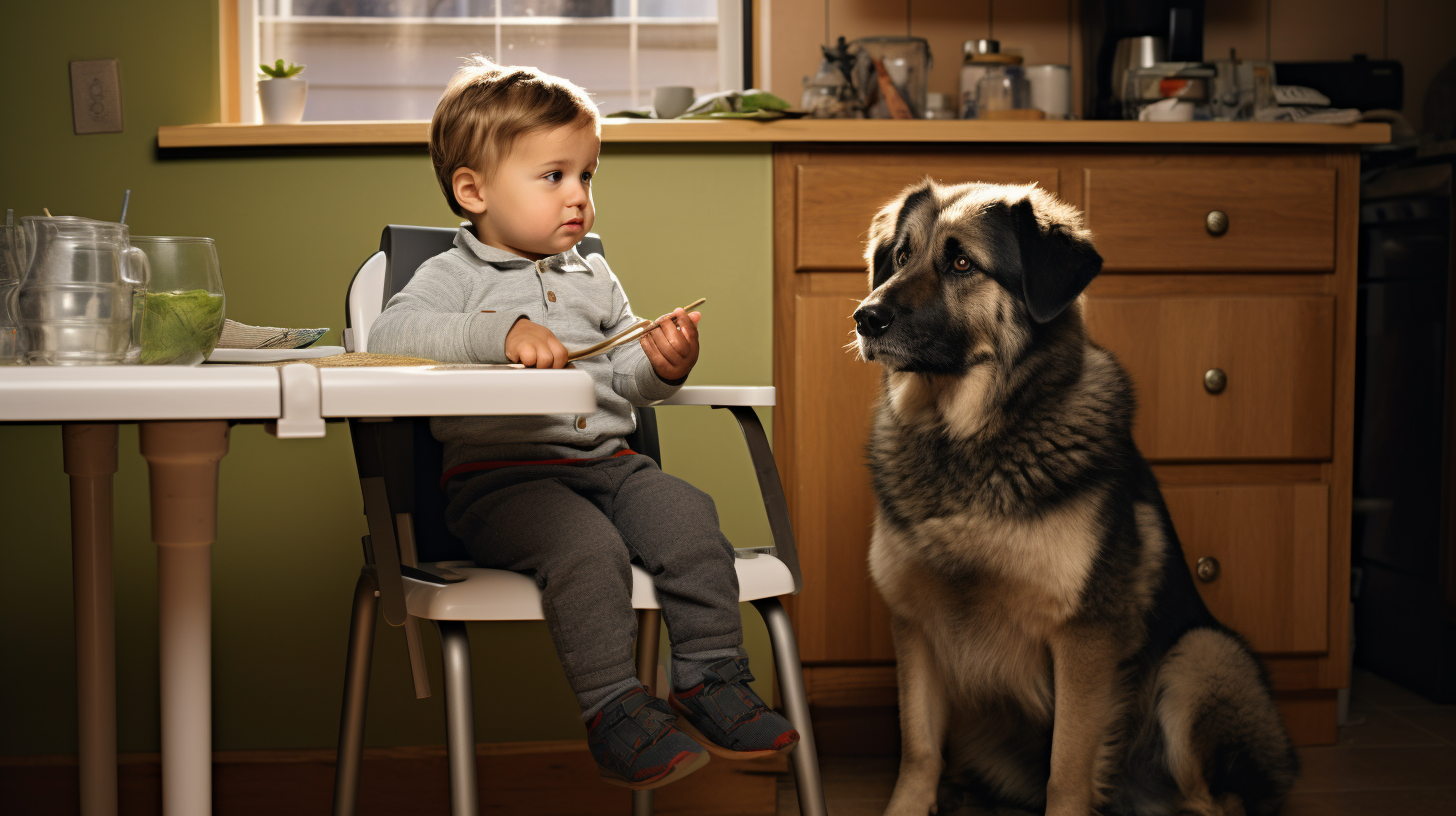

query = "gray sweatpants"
[[444, 453, 743, 717]]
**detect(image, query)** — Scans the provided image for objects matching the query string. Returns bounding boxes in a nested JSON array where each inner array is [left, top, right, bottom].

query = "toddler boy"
[[368, 57, 798, 790]]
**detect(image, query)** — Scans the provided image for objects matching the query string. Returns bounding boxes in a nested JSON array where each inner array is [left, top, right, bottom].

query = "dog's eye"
[[896, 251, 909, 267], [952, 254, 973, 273]]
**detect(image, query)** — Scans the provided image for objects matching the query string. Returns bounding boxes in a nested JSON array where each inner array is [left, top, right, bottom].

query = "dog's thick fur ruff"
[[854, 181, 1299, 816]]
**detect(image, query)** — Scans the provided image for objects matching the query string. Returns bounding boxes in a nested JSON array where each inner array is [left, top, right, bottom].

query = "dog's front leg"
[[1045, 629, 1121, 816], [884, 616, 949, 816]]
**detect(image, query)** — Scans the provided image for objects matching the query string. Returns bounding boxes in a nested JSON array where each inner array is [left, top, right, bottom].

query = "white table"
[[0, 364, 595, 816]]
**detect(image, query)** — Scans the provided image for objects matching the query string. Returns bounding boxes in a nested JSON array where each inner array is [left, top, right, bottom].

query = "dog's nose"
[[854, 304, 895, 338]]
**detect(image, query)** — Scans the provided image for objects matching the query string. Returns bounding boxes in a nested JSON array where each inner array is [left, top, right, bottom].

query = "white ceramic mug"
[[653, 86, 695, 119]]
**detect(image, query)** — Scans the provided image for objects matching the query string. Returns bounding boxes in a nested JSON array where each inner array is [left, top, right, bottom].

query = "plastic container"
[[130, 236, 226, 366], [16, 216, 147, 365]]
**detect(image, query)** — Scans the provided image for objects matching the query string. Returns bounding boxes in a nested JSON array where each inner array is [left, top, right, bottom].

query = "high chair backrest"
[[344, 226, 655, 563]]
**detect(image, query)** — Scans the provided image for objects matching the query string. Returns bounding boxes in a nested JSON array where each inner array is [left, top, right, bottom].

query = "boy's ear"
[[451, 166, 488, 215]]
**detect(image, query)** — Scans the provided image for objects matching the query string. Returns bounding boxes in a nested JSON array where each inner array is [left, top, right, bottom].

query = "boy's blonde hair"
[[430, 56, 599, 217]]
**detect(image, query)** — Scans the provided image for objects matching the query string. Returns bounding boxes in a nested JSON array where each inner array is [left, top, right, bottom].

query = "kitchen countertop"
[[157, 118, 1391, 149]]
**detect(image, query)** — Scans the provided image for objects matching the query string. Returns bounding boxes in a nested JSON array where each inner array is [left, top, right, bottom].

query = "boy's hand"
[[640, 308, 700, 382], [505, 318, 569, 368]]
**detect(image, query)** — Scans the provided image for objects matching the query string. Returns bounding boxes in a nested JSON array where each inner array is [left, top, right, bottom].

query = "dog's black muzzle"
[[854, 303, 895, 338]]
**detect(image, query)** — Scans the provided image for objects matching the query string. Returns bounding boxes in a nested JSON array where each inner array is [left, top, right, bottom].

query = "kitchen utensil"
[[1111, 36, 1166, 116], [16, 216, 148, 365], [130, 236, 226, 365], [568, 298, 706, 362]]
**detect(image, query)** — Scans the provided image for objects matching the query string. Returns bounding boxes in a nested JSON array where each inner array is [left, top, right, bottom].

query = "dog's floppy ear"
[[1010, 193, 1102, 323]]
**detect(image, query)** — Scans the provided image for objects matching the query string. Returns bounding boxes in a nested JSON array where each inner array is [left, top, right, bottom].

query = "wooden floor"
[[4, 741, 785, 816], [9, 671, 1452, 815], [777, 670, 1456, 816]]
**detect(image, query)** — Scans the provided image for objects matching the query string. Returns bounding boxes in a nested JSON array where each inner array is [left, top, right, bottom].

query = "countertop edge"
[[157, 119, 1393, 149]]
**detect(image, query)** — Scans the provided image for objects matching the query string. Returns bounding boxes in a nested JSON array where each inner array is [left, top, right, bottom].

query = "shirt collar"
[[455, 225, 591, 273]]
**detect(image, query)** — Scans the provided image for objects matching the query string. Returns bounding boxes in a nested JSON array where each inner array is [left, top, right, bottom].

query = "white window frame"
[[237, 1, 744, 124]]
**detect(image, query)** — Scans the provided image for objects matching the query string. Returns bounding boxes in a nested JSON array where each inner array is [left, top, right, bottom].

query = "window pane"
[[253, 0, 722, 121], [499, 1, 617, 17]]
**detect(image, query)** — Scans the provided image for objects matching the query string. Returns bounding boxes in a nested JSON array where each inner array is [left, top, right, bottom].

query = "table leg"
[[139, 421, 230, 816], [62, 423, 120, 816]]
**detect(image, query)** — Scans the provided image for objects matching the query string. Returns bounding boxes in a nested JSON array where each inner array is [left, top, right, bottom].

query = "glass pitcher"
[[0, 217, 22, 364], [17, 216, 148, 365]]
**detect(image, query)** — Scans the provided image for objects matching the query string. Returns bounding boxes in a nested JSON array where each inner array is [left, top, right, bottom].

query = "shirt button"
[[547, 291, 557, 302], [576, 417, 586, 430]]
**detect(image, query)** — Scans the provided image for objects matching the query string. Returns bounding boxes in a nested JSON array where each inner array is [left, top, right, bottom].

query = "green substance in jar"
[[140, 289, 225, 365]]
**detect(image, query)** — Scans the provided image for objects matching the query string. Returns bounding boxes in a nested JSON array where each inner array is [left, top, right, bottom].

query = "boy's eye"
[[544, 171, 563, 182], [581, 171, 593, 184]]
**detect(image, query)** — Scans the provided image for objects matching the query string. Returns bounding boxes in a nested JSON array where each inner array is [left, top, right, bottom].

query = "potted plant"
[[258, 59, 307, 124]]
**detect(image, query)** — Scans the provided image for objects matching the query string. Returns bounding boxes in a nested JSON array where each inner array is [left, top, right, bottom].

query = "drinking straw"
[[119, 189, 131, 225]]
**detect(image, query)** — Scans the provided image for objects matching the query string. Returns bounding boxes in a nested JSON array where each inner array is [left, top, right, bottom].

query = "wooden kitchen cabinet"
[[773, 141, 1364, 746]]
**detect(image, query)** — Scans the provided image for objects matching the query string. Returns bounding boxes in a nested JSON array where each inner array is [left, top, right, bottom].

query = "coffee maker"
[[1081, 0, 1205, 119]]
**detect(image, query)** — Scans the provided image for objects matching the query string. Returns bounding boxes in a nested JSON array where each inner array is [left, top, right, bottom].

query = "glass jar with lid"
[[961, 39, 1024, 119]]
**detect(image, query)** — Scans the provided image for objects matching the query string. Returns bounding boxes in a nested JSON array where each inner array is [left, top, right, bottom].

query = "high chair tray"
[[207, 345, 345, 363]]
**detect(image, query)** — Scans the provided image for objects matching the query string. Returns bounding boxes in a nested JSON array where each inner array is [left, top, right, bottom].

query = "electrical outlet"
[[70, 59, 123, 134]]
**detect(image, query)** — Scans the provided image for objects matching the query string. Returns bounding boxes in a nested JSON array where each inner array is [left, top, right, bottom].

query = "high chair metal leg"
[[332, 570, 379, 816], [752, 597, 828, 816], [439, 621, 480, 816], [632, 609, 662, 816]]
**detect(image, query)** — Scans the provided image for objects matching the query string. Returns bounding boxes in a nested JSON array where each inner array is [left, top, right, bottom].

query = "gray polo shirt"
[[367, 226, 680, 469]]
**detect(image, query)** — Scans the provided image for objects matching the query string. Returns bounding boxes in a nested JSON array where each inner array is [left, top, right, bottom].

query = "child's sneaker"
[[586, 685, 709, 790], [668, 656, 800, 759]]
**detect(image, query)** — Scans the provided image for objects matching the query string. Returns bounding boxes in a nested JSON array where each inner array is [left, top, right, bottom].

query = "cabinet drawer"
[[1083, 295, 1335, 460], [796, 164, 1059, 270], [1084, 168, 1336, 272], [1162, 483, 1330, 653]]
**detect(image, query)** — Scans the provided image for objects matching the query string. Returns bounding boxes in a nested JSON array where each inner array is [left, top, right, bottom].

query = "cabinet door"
[[791, 282, 895, 662], [1083, 168, 1336, 272], [796, 164, 1060, 270], [1083, 295, 1336, 460], [1162, 483, 1330, 654]]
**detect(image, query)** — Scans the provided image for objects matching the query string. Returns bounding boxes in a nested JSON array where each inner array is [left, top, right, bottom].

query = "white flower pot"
[[258, 78, 307, 124]]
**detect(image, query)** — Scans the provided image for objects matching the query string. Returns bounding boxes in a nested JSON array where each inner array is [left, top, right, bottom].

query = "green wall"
[[0, 2, 776, 754]]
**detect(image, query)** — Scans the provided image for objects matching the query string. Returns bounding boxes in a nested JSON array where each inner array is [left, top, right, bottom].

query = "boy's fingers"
[[548, 338, 569, 368]]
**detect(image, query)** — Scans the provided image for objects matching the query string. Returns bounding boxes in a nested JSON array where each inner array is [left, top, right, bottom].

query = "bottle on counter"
[[961, 39, 1023, 119], [976, 64, 1033, 117]]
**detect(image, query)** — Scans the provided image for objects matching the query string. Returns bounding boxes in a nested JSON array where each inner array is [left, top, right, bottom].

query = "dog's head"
[[853, 181, 1101, 374]]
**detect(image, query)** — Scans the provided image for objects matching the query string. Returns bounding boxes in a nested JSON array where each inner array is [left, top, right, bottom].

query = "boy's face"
[[460, 121, 600, 261]]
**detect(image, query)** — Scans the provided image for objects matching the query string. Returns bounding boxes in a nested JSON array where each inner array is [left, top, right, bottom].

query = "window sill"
[[156, 119, 1391, 149]]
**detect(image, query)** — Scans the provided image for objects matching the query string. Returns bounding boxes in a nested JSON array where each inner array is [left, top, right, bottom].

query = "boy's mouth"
[[562, 218, 583, 230]]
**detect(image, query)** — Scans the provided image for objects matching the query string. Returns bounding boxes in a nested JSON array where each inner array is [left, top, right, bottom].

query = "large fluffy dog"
[[853, 181, 1299, 816]]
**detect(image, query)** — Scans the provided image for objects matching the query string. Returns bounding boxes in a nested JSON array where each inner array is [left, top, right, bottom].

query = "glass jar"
[[975, 65, 1033, 117], [130, 236, 226, 366], [849, 36, 932, 119]]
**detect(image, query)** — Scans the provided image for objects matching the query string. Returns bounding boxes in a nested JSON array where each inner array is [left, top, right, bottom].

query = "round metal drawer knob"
[[1196, 556, 1221, 582], [1204, 368, 1227, 394], [1206, 210, 1230, 236]]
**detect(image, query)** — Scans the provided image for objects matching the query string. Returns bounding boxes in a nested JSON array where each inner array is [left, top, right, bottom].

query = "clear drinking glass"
[[17, 216, 148, 365], [130, 236, 226, 366]]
